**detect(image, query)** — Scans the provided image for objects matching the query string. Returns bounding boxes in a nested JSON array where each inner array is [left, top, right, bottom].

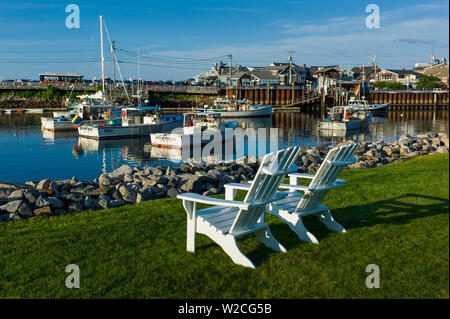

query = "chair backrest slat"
[[297, 142, 359, 211], [229, 147, 300, 234]]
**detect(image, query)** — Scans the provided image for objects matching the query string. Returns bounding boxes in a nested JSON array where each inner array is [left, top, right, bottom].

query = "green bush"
[[373, 81, 404, 90], [416, 75, 442, 90]]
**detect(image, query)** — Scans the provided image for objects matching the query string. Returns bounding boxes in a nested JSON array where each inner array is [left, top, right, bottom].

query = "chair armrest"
[[278, 184, 310, 192], [177, 193, 250, 210], [224, 183, 251, 191]]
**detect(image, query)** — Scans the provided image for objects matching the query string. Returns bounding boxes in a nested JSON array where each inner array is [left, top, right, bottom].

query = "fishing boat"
[[150, 112, 239, 148], [319, 105, 372, 131], [77, 106, 183, 139], [41, 95, 122, 131], [347, 96, 388, 114], [205, 97, 272, 118]]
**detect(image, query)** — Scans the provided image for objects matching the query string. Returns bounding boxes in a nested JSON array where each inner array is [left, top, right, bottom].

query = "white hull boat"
[[213, 105, 273, 118], [206, 97, 272, 118], [77, 107, 183, 139], [151, 112, 238, 149], [319, 104, 372, 132]]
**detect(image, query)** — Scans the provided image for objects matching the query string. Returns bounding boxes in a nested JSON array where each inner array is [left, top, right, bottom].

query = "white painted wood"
[[178, 146, 301, 268], [267, 142, 359, 243]]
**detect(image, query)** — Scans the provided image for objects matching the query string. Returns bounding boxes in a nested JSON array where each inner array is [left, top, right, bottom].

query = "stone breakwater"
[[0, 132, 448, 223], [0, 96, 63, 109]]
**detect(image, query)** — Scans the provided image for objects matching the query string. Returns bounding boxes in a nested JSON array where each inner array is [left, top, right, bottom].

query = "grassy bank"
[[0, 154, 448, 298]]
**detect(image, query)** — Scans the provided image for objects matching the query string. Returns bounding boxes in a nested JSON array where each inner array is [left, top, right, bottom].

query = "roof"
[[423, 63, 449, 79], [250, 70, 279, 80], [39, 73, 83, 77], [386, 69, 423, 77]]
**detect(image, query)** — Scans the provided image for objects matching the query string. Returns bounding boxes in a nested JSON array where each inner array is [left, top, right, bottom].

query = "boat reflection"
[[42, 129, 77, 140]]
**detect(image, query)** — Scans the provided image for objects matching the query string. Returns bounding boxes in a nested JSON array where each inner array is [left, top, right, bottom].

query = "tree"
[[416, 75, 442, 90], [372, 81, 404, 90]]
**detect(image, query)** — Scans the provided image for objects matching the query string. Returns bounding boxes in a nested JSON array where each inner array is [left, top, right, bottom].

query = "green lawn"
[[0, 154, 448, 298]]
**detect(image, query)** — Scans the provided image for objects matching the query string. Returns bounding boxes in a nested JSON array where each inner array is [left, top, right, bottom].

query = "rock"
[[157, 184, 169, 193], [109, 189, 122, 200], [123, 174, 134, 183], [23, 190, 38, 204], [138, 187, 155, 201], [70, 184, 97, 194], [36, 179, 51, 191], [180, 178, 202, 193], [89, 186, 114, 197], [70, 176, 79, 184], [167, 176, 180, 188], [178, 163, 191, 173], [0, 200, 23, 213], [99, 173, 122, 187], [382, 146, 394, 156], [68, 202, 84, 212], [98, 195, 111, 209], [25, 181, 37, 188], [18, 203, 33, 218], [436, 146, 448, 154], [109, 199, 126, 208], [34, 206, 52, 217], [166, 166, 176, 176], [152, 167, 164, 176], [83, 196, 99, 209], [36, 195, 62, 208], [122, 189, 137, 203], [167, 187, 179, 198], [9, 213, 22, 221], [111, 164, 133, 180], [8, 189, 25, 200]]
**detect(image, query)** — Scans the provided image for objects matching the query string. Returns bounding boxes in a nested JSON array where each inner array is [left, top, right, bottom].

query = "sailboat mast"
[[100, 15, 106, 97]]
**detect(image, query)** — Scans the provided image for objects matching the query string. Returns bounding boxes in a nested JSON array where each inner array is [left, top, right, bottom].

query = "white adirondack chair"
[[224, 142, 359, 244], [177, 147, 301, 269]]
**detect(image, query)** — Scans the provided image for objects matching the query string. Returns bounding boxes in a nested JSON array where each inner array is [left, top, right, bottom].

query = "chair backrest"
[[229, 146, 301, 235], [296, 142, 359, 212]]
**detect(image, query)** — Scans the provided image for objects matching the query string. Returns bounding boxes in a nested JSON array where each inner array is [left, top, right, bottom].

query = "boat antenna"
[[102, 18, 131, 104], [100, 15, 106, 98]]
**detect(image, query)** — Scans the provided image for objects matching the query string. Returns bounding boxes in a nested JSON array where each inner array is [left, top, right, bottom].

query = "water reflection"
[[0, 110, 448, 183]]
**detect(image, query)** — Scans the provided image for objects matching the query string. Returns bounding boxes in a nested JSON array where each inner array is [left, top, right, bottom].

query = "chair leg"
[[255, 226, 287, 253], [318, 210, 346, 233], [278, 210, 319, 244], [186, 216, 196, 252], [220, 236, 256, 269]]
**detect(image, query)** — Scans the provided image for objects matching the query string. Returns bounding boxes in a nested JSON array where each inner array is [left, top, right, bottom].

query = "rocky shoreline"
[[1, 132, 448, 223], [0, 96, 63, 109]]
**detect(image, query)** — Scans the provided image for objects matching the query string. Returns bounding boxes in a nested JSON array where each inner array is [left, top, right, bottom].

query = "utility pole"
[[288, 50, 294, 85]]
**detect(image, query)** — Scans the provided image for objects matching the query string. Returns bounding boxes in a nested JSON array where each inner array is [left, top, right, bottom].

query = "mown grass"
[[0, 154, 448, 298]]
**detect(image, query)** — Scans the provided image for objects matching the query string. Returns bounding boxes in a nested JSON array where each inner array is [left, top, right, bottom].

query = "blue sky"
[[0, 0, 448, 80]]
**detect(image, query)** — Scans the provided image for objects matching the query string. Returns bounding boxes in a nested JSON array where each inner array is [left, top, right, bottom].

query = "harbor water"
[[0, 110, 448, 183]]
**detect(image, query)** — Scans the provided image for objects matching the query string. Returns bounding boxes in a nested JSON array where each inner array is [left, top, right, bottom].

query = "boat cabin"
[[326, 105, 371, 122], [121, 107, 163, 126]]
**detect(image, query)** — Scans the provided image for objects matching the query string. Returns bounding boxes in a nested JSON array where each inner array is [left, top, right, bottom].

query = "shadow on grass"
[[247, 193, 449, 267], [179, 193, 448, 268]]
